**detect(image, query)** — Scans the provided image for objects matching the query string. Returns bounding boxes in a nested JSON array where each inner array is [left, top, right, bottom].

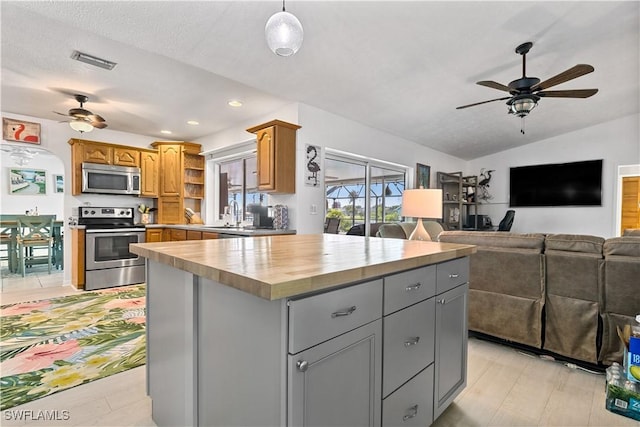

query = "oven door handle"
[[85, 228, 146, 234]]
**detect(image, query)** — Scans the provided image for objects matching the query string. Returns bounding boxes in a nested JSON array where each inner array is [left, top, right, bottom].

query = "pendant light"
[[265, 0, 303, 57]]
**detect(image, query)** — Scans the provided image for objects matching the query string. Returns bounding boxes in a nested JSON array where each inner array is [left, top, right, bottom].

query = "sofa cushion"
[[439, 231, 545, 251], [545, 234, 604, 254], [623, 229, 640, 236], [604, 236, 640, 257]]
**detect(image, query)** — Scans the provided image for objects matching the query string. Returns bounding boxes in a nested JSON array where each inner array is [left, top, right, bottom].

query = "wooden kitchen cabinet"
[[140, 149, 159, 198], [201, 232, 219, 240], [113, 147, 140, 167], [71, 228, 85, 289], [246, 120, 300, 194], [187, 230, 202, 240], [145, 228, 164, 243], [151, 142, 204, 224], [169, 229, 187, 241]]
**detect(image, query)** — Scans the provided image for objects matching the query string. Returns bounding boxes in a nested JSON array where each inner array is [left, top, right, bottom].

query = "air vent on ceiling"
[[71, 50, 117, 70]]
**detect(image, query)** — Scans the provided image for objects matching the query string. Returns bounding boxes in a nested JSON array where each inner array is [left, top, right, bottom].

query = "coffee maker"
[[247, 204, 274, 229]]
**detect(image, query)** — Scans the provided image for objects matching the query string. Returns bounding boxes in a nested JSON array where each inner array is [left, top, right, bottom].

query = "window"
[[218, 155, 267, 222]]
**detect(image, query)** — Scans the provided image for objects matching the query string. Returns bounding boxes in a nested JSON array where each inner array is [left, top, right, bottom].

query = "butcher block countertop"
[[130, 234, 476, 301]]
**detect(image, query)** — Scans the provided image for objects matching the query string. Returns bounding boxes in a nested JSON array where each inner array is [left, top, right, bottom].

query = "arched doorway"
[[1, 143, 65, 290]]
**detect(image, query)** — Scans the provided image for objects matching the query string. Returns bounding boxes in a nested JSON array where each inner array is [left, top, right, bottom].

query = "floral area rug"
[[0, 285, 146, 410]]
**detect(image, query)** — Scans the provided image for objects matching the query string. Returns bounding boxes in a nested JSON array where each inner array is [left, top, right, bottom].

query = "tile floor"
[[1, 272, 638, 426]]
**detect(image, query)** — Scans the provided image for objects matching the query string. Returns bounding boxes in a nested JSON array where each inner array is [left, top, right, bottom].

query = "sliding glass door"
[[325, 153, 406, 235]]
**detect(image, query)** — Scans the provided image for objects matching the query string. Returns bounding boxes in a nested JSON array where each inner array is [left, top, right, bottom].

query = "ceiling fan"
[[54, 94, 108, 133], [456, 42, 598, 133]]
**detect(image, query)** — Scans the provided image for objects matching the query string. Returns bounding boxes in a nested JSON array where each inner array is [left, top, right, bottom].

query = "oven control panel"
[[80, 207, 134, 219]]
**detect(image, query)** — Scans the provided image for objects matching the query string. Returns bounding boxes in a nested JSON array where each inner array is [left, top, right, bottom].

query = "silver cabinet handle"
[[296, 360, 309, 372], [405, 283, 422, 292], [331, 306, 356, 318], [438, 298, 446, 304], [449, 273, 459, 278], [404, 337, 420, 347], [402, 404, 419, 421]]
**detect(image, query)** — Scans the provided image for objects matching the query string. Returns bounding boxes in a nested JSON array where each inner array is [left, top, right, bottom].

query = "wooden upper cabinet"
[[80, 140, 113, 165], [140, 149, 159, 198], [154, 143, 183, 197], [246, 120, 301, 194], [113, 147, 140, 167]]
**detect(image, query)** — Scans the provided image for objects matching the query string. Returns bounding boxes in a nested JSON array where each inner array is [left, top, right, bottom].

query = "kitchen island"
[[130, 234, 475, 426]]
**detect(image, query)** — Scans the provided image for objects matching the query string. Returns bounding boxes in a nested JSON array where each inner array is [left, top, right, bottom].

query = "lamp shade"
[[402, 189, 443, 219], [265, 11, 304, 57], [69, 119, 93, 133]]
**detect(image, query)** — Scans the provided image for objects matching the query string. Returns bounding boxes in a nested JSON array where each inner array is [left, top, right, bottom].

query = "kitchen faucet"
[[229, 200, 241, 227]]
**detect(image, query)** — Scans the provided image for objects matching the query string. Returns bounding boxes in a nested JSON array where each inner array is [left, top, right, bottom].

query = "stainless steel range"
[[79, 207, 146, 291]]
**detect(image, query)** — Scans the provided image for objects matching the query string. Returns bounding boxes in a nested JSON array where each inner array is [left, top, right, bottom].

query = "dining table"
[[0, 215, 64, 274]]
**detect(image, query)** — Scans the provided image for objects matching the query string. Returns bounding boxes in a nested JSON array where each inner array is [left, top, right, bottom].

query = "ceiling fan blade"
[[87, 114, 105, 123], [92, 121, 108, 129], [456, 96, 512, 110], [531, 64, 594, 91], [537, 89, 598, 98], [53, 111, 71, 117], [477, 81, 512, 92]]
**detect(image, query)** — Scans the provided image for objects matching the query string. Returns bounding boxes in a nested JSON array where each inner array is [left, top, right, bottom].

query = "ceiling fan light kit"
[[265, 0, 303, 57], [457, 41, 598, 134], [69, 119, 93, 133], [54, 94, 107, 133]]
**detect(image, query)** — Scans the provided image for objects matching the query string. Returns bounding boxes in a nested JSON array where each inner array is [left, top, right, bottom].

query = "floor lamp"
[[402, 189, 443, 241]]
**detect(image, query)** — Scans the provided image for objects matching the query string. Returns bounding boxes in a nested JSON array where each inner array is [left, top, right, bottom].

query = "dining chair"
[[16, 215, 55, 276], [324, 217, 341, 234]]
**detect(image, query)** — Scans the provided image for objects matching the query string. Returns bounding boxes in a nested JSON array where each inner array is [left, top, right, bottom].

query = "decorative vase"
[[141, 213, 150, 224]]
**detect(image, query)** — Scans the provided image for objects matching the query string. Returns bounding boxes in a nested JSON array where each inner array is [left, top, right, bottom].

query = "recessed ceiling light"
[[160, 130, 172, 134], [228, 100, 243, 107], [187, 120, 199, 125]]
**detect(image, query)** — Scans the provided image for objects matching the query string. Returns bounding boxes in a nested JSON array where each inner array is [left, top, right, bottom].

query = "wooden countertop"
[[130, 234, 476, 301]]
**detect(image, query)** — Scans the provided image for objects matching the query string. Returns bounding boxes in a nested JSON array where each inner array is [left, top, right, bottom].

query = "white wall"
[[467, 113, 640, 238], [1, 148, 64, 217], [1, 112, 167, 284]]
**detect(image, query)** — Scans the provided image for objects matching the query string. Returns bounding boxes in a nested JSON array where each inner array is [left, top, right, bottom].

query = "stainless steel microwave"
[[81, 163, 141, 195]]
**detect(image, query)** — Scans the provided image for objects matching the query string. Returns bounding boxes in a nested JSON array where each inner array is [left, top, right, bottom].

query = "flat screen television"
[[509, 159, 603, 207]]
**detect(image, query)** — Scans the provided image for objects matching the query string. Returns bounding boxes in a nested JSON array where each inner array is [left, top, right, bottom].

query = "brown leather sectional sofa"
[[438, 231, 640, 366]]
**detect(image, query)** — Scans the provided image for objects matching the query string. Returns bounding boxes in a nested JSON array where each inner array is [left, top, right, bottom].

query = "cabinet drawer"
[[186, 230, 202, 240], [383, 298, 435, 397], [436, 257, 469, 294], [382, 364, 434, 427], [384, 266, 436, 315], [170, 229, 187, 241], [288, 280, 383, 354]]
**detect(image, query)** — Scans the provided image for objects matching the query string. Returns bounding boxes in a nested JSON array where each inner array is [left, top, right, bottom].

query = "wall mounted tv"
[[509, 159, 603, 207]]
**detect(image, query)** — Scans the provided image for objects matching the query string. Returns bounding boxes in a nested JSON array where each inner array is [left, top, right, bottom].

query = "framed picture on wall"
[[416, 163, 431, 189], [9, 168, 46, 195], [53, 174, 64, 193], [3, 118, 41, 144]]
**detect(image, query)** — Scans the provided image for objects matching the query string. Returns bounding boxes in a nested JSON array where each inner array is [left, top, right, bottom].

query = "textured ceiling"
[[1, 1, 638, 160]]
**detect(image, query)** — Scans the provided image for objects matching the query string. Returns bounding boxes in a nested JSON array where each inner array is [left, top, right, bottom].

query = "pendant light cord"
[[282, 0, 286, 12]]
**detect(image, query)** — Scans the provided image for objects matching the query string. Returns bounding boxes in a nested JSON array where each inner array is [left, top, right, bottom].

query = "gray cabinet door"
[[434, 283, 468, 419], [288, 320, 382, 427]]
